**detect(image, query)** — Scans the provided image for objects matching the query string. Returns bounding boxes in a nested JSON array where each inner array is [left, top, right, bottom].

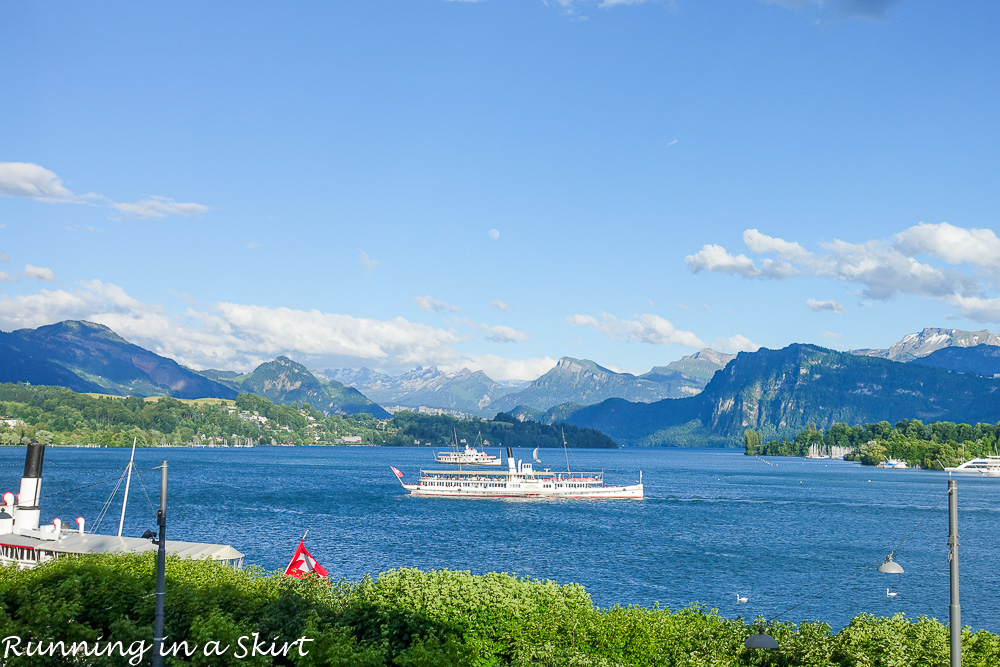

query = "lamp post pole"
[[947, 478, 960, 667], [152, 461, 167, 667]]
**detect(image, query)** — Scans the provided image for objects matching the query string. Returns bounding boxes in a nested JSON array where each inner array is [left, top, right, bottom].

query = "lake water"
[[5, 445, 999, 633]]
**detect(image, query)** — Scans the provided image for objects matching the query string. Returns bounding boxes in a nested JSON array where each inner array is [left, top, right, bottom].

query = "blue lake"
[[6, 445, 999, 633]]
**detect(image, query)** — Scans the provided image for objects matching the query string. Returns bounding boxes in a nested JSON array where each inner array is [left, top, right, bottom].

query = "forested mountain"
[[218, 356, 390, 418], [0, 321, 237, 400], [327, 366, 515, 416], [563, 344, 1000, 447], [852, 327, 1000, 362], [910, 344, 1000, 377]]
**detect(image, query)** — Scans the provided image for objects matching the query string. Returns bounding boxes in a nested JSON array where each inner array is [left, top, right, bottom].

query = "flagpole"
[[284, 530, 309, 573]]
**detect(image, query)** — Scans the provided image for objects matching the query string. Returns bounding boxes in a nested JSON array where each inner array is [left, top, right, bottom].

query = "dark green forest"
[[744, 419, 1000, 468], [390, 411, 615, 449]]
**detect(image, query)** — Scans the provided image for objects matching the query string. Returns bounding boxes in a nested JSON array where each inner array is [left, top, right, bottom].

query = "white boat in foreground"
[[0, 443, 244, 568], [394, 447, 643, 499], [944, 456, 1000, 476]]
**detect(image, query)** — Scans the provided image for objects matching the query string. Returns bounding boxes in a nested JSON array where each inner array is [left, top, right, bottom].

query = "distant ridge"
[[852, 327, 1000, 362], [910, 344, 1000, 378], [328, 366, 513, 416], [489, 353, 726, 414]]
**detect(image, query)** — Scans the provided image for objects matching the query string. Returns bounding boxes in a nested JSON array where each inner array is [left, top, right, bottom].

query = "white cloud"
[[0, 161, 208, 220], [821, 331, 845, 339], [111, 196, 209, 220], [415, 295, 460, 313], [566, 312, 705, 348], [947, 295, 1000, 323], [24, 264, 56, 282], [685, 244, 760, 277], [0, 162, 74, 201], [0, 288, 106, 329], [689, 223, 1000, 319], [818, 239, 976, 301], [489, 299, 510, 312], [0, 282, 559, 379], [806, 298, 846, 313], [743, 229, 812, 263], [760, 258, 800, 279], [714, 334, 760, 353], [456, 317, 528, 343], [0, 272, 10, 283], [358, 249, 379, 274], [443, 355, 557, 383], [894, 222, 1000, 270]]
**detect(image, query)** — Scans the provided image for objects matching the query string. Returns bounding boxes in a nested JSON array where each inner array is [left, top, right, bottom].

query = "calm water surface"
[[5, 446, 998, 633]]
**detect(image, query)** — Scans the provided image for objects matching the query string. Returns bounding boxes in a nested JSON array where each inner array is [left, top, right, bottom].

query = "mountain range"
[[3, 321, 1000, 445], [328, 348, 735, 417], [561, 344, 1000, 446], [326, 366, 516, 415]]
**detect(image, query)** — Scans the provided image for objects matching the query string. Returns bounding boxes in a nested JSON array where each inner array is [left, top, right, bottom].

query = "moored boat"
[[0, 443, 244, 569], [394, 447, 643, 499], [944, 455, 1000, 476]]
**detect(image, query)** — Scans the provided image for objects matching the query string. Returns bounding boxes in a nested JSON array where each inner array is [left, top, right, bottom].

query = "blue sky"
[[2, 0, 999, 380]]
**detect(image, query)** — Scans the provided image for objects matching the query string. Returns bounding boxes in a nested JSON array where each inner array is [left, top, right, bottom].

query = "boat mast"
[[117, 436, 137, 537], [562, 428, 570, 473]]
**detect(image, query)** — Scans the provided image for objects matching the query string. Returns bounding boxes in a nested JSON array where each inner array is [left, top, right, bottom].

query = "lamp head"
[[744, 626, 779, 649], [877, 551, 904, 574]]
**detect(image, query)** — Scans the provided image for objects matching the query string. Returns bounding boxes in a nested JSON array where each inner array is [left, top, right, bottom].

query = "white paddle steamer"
[[393, 447, 643, 499]]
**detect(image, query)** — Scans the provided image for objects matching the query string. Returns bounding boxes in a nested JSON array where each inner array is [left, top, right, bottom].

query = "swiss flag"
[[284, 540, 328, 579], [391, 466, 404, 479]]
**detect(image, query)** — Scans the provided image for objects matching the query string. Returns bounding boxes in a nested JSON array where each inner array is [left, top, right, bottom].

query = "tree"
[[857, 440, 888, 466]]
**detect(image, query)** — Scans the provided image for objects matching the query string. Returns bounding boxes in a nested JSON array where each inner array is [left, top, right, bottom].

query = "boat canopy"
[[0, 533, 244, 562]]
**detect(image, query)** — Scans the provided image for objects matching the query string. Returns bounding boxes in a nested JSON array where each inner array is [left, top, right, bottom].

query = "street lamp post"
[[947, 478, 960, 667], [746, 478, 967, 654]]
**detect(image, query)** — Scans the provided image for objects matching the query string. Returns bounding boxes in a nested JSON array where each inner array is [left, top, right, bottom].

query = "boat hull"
[[402, 483, 643, 499]]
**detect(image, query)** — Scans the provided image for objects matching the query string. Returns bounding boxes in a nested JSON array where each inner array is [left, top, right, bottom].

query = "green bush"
[[0, 555, 996, 666]]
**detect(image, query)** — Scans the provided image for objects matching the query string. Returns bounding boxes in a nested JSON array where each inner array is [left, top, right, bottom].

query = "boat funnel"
[[507, 447, 516, 473], [16, 443, 45, 531]]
